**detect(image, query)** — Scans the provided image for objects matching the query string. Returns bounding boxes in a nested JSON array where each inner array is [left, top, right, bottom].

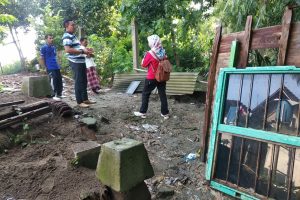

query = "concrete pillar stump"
[[96, 138, 154, 193], [22, 76, 52, 97]]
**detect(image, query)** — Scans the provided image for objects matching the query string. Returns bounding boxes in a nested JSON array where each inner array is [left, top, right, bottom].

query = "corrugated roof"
[[113, 72, 203, 95]]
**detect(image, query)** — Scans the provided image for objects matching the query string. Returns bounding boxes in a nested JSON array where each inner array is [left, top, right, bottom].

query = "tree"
[[0, 0, 38, 69], [0, 0, 16, 42], [118, 0, 214, 73]]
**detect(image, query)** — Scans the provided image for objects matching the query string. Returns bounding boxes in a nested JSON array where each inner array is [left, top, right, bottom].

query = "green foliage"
[[30, 4, 64, 51], [212, 0, 300, 67], [70, 156, 80, 167], [213, 0, 300, 32], [0, 83, 3, 92], [0, 61, 22, 75], [0, 0, 16, 42], [88, 34, 133, 85]]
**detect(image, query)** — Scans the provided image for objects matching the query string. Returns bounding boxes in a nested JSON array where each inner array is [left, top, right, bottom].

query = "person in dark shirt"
[[40, 34, 63, 101], [62, 19, 95, 108]]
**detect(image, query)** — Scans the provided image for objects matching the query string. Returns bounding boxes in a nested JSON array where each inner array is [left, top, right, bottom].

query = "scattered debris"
[[127, 125, 141, 131], [142, 124, 159, 132], [185, 153, 198, 162], [80, 117, 97, 128], [156, 186, 175, 198]]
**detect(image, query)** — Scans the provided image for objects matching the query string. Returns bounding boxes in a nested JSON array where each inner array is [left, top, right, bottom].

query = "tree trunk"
[[170, 29, 180, 67], [8, 25, 26, 70]]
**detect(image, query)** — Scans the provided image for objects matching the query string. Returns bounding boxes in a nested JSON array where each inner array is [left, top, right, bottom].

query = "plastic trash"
[[185, 153, 197, 162], [142, 124, 159, 132]]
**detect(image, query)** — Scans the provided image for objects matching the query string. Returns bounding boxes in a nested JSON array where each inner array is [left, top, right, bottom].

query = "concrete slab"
[[22, 76, 52, 97], [96, 138, 154, 192], [71, 141, 101, 169]]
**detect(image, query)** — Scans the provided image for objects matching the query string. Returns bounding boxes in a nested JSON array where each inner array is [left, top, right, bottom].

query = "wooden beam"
[[277, 7, 293, 65], [201, 25, 222, 162], [0, 100, 25, 108], [0, 106, 51, 129], [131, 18, 139, 73], [238, 16, 253, 68]]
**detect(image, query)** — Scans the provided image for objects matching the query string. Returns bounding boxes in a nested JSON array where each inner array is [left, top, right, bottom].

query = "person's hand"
[[84, 48, 93, 57]]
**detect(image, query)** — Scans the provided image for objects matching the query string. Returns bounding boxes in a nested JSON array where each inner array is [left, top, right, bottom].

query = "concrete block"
[[22, 76, 52, 97], [71, 141, 101, 169], [96, 138, 154, 192]]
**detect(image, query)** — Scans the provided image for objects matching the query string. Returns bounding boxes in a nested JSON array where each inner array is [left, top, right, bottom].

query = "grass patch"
[[1, 61, 23, 75]]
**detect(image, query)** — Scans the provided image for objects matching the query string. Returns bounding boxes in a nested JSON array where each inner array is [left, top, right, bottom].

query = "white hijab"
[[147, 35, 166, 60]]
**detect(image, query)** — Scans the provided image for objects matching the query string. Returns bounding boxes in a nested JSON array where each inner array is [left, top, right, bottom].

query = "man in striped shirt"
[[62, 19, 95, 108]]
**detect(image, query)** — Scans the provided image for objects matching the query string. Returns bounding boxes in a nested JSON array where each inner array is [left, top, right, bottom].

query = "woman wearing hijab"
[[134, 35, 169, 119]]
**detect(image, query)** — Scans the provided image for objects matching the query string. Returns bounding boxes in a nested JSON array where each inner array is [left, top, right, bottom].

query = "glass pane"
[[239, 139, 260, 189], [214, 133, 232, 180], [237, 75, 252, 127], [291, 149, 300, 200], [248, 74, 270, 129], [228, 136, 243, 184], [279, 74, 300, 136], [256, 143, 272, 196], [223, 75, 242, 125], [266, 75, 283, 132], [270, 146, 291, 200]]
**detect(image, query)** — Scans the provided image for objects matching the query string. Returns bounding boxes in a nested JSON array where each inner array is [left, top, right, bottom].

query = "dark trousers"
[[47, 69, 63, 96], [70, 62, 88, 104], [140, 79, 169, 115]]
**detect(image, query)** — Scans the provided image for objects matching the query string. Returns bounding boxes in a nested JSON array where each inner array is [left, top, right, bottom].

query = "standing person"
[[62, 19, 96, 108], [40, 34, 63, 101], [134, 34, 169, 119], [80, 37, 101, 94]]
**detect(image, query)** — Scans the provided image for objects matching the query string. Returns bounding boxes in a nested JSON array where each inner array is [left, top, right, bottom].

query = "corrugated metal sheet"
[[113, 72, 202, 95]]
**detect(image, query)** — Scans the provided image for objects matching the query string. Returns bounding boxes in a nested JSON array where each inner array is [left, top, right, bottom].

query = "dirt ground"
[[0, 73, 227, 200]]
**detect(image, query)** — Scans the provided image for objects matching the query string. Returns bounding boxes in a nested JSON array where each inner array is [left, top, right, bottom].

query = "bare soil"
[[0, 73, 226, 200]]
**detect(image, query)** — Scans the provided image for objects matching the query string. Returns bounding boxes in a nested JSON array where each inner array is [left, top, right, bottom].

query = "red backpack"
[[150, 51, 172, 82]]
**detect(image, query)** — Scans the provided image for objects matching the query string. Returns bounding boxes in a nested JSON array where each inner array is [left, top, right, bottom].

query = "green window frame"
[[206, 66, 300, 200]]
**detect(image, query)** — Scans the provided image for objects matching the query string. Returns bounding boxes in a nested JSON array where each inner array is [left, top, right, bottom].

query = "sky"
[[0, 28, 37, 66]]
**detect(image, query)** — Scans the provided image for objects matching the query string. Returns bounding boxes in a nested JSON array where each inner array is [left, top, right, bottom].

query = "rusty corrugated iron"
[[113, 72, 206, 95]]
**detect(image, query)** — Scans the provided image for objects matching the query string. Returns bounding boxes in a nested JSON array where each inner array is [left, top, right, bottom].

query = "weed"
[[70, 157, 80, 167]]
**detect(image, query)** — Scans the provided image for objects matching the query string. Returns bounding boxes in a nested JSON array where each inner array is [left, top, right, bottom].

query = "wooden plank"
[[0, 106, 51, 129], [201, 25, 222, 162], [219, 32, 244, 53], [219, 25, 281, 53], [238, 15, 253, 68], [0, 100, 25, 108], [277, 7, 293, 65], [216, 53, 230, 69], [286, 24, 300, 66], [251, 25, 282, 50]]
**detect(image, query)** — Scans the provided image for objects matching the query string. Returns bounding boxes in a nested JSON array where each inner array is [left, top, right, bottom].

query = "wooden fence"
[[201, 7, 300, 161]]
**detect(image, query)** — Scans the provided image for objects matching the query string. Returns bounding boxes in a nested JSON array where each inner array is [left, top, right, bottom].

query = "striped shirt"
[[62, 32, 85, 63]]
